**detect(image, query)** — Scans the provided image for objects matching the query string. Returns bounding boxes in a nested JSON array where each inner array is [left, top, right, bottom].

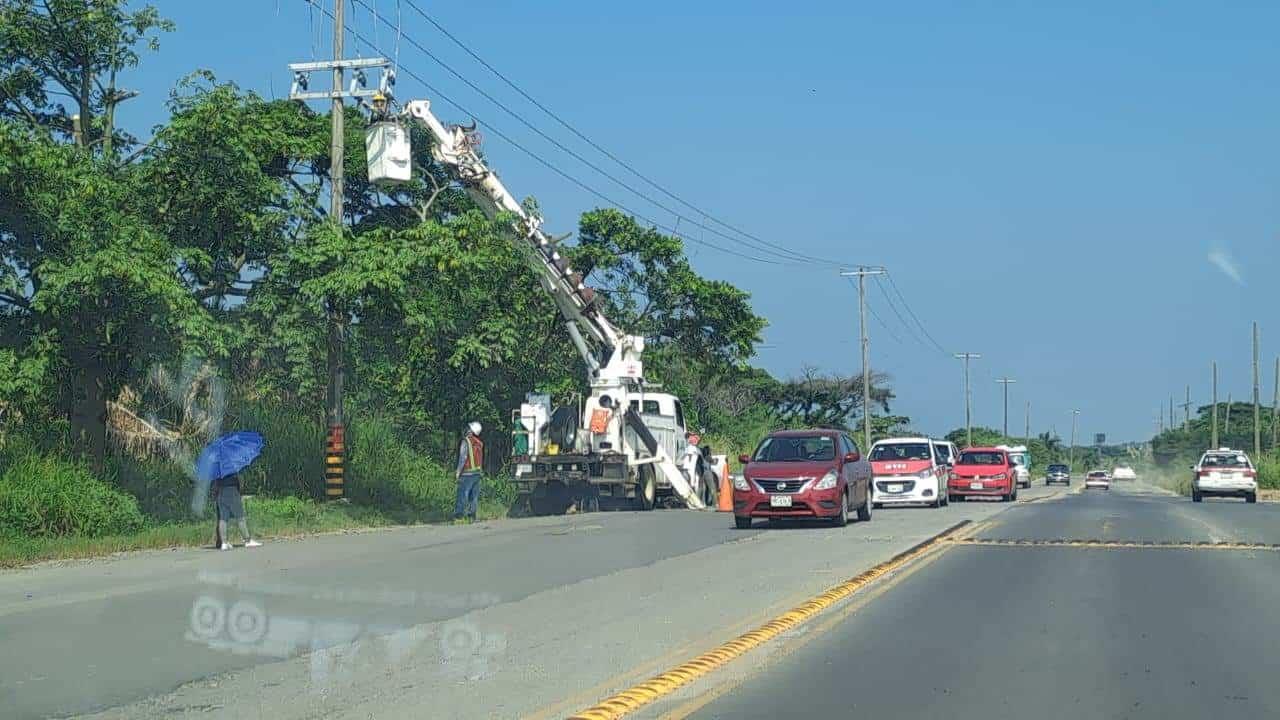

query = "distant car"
[[1191, 448, 1257, 503], [1084, 470, 1110, 490], [947, 447, 1018, 502], [932, 440, 959, 469], [868, 437, 949, 508], [998, 445, 1033, 489], [1112, 466, 1137, 481], [733, 429, 873, 528], [1046, 463, 1071, 486]]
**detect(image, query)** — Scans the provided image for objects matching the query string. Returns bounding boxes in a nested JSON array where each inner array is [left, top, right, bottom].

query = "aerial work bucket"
[[365, 121, 411, 184]]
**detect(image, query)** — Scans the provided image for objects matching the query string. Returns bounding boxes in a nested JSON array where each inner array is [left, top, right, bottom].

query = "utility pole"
[[995, 377, 1017, 437], [954, 353, 982, 446], [1253, 321, 1261, 457], [1178, 386, 1193, 427], [1225, 393, 1232, 436], [1272, 357, 1279, 450], [1211, 361, 1218, 449], [1169, 395, 1175, 430], [1070, 409, 1080, 472], [1024, 400, 1031, 444], [840, 267, 886, 451], [286, 2, 391, 500]]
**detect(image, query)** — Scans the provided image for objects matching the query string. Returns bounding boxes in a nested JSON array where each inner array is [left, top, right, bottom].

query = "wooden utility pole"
[[1272, 357, 1279, 450], [1211, 361, 1218, 449], [1225, 393, 1232, 435], [1178, 386, 1193, 427], [954, 353, 982, 446], [1025, 400, 1031, 444], [1253, 321, 1261, 457], [1069, 409, 1080, 472], [286, 2, 391, 499], [840, 267, 886, 451], [1169, 395, 1175, 430], [995, 377, 1017, 437]]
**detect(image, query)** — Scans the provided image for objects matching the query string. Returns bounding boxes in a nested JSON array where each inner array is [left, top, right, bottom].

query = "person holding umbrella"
[[196, 431, 265, 550]]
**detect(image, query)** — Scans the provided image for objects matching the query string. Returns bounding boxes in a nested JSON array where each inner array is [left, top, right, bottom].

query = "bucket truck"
[[366, 97, 709, 514]]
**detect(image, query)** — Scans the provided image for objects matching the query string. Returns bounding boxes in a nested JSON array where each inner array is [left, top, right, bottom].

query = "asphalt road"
[[683, 482, 1280, 720], [1, 482, 1058, 719]]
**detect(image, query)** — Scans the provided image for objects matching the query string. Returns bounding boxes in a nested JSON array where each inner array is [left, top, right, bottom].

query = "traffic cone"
[[717, 460, 733, 512]]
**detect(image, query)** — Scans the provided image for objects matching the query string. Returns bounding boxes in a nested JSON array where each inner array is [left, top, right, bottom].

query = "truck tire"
[[633, 465, 656, 511], [531, 483, 572, 516], [701, 466, 720, 508]]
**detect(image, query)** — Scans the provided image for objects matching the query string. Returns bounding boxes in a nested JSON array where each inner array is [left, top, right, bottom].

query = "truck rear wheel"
[[633, 465, 656, 511], [531, 483, 572, 516], [701, 466, 720, 507]]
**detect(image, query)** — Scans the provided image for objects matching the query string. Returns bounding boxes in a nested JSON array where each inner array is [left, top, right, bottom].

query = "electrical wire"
[[883, 272, 950, 355], [307, 2, 789, 266], [845, 278, 903, 345], [350, 0, 831, 268], [396, 0, 845, 269]]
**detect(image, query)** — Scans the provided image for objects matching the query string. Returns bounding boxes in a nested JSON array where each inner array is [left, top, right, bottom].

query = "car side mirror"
[[844, 452, 860, 463], [739, 454, 752, 465]]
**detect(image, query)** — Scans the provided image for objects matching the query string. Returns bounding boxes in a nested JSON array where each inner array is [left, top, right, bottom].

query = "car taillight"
[[1197, 470, 1211, 477], [1244, 469, 1257, 478]]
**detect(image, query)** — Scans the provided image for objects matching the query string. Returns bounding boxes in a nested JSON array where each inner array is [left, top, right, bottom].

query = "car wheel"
[[952, 494, 965, 502], [833, 489, 850, 527], [1192, 489, 1203, 503], [701, 467, 720, 508], [633, 466, 656, 511], [1246, 492, 1257, 504], [856, 490, 873, 522], [734, 515, 753, 529]]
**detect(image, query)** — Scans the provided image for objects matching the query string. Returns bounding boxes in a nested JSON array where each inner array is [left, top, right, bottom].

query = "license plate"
[[516, 463, 533, 475], [886, 483, 903, 493], [969, 481, 984, 490], [770, 495, 793, 508]]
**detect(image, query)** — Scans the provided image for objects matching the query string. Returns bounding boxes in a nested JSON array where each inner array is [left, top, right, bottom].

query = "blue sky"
[[117, 1, 1280, 442]]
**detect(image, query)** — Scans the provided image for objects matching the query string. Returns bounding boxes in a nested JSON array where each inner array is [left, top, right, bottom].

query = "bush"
[[228, 398, 325, 500], [347, 416, 458, 518], [0, 444, 145, 537], [106, 454, 197, 522], [1257, 452, 1280, 489]]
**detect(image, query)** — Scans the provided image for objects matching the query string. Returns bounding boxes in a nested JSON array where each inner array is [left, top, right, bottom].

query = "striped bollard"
[[325, 424, 345, 499]]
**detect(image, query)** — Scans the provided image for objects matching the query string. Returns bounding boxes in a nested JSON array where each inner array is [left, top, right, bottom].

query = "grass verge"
[[0, 494, 512, 569]]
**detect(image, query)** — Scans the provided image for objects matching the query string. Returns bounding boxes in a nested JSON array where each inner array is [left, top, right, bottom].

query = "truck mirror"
[[843, 452, 860, 463]]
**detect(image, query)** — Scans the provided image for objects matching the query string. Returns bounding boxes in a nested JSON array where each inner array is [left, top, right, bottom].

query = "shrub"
[[227, 398, 325, 500], [347, 417, 457, 518], [1256, 452, 1280, 489], [106, 454, 197, 522], [0, 444, 145, 537]]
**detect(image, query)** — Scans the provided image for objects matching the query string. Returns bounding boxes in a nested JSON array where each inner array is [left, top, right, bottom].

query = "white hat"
[[468, 421, 482, 435]]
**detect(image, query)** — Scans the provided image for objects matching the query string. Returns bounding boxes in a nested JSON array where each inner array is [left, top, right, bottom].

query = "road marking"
[[564, 521, 973, 720], [945, 538, 1280, 551]]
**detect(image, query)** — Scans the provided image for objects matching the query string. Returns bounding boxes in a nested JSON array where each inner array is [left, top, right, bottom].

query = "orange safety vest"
[[463, 434, 484, 472]]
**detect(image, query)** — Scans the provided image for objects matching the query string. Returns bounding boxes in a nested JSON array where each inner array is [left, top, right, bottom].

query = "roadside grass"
[[0, 494, 512, 569]]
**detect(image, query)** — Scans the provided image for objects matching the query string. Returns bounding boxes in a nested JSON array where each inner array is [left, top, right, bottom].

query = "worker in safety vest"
[[454, 421, 484, 523]]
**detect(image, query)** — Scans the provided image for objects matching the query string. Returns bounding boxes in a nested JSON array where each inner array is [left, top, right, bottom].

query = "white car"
[[1192, 448, 1258, 503], [1112, 466, 1137, 481], [1084, 470, 1110, 490], [867, 437, 949, 508]]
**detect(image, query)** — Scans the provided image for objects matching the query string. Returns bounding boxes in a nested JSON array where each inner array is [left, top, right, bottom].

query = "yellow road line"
[[565, 521, 972, 720]]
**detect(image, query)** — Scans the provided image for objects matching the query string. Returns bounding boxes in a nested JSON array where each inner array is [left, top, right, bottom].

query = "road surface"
[[680, 481, 1280, 720], [2, 484, 1057, 719]]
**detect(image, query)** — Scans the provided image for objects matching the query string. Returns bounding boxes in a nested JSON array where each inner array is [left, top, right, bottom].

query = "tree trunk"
[[68, 363, 108, 475]]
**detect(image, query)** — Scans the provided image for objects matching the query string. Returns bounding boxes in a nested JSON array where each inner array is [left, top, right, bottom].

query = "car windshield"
[[753, 435, 835, 462], [1202, 454, 1250, 468], [870, 443, 932, 461], [957, 451, 1005, 465], [1048, 464, 1068, 472]]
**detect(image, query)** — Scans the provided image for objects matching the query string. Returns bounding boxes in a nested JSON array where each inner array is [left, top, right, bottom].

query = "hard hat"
[[468, 421, 482, 435]]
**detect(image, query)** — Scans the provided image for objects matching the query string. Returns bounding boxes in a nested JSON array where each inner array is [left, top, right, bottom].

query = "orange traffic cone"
[[717, 461, 733, 512]]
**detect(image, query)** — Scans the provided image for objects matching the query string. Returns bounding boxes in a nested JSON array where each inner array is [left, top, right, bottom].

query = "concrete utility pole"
[[1070, 409, 1081, 472], [994, 377, 1016, 437], [1273, 357, 1279, 450], [1225, 393, 1232, 436], [1025, 400, 1031, 444], [954, 353, 982, 446], [840, 267, 886, 451], [1253, 321, 1261, 457], [286, 1, 391, 499], [1178, 386, 1193, 427], [1169, 395, 1175, 430], [1211, 361, 1219, 449]]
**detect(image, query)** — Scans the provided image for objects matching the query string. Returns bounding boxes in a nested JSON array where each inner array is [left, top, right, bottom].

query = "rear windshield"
[[1048, 464, 1068, 472], [1201, 454, 1250, 468], [753, 435, 835, 462], [870, 443, 932, 461], [1008, 453, 1028, 466], [1088, 471, 1107, 478], [958, 451, 1005, 465]]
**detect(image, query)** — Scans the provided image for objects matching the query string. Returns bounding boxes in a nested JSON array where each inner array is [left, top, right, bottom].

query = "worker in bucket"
[[454, 421, 485, 524]]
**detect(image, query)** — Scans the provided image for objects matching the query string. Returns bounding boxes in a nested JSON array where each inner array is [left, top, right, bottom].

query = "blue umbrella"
[[195, 431, 265, 484]]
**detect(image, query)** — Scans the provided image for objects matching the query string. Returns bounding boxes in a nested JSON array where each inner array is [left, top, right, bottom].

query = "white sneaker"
[[244, 539, 262, 548], [220, 543, 232, 551]]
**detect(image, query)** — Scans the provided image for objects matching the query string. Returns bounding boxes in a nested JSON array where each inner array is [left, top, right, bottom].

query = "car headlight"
[[993, 473, 1007, 480], [733, 475, 750, 491], [917, 469, 934, 479], [814, 469, 839, 490]]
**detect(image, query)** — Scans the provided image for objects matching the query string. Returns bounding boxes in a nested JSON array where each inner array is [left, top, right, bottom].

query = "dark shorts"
[[217, 486, 245, 520]]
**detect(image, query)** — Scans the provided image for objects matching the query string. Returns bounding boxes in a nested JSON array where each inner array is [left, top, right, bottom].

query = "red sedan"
[[733, 429, 873, 528], [948, 447, 1018, 502]]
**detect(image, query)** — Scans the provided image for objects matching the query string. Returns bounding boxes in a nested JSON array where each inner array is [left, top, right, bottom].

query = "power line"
[[351, 0, 831, 268], [847, 278, 903, 345], [395, 0, 845, 269], [871, 275, 928, 349], [884, 271, 949, 355], [309, 2, 788, 266]]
